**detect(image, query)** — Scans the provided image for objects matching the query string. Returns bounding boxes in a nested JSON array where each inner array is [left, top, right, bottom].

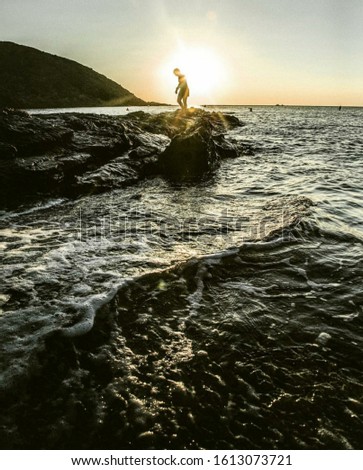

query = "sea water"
[[0, 106, 362, 449]]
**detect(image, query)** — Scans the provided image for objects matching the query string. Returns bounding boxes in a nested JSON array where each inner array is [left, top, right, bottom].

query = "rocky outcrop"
[[157, 110, 243, 181], [0, 108, 251, 209]]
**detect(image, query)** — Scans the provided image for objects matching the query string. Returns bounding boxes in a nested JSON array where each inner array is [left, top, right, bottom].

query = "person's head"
[[173, 68, 181, 76]]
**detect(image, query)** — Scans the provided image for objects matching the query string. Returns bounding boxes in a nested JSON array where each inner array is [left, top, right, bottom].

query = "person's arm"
[[175, 83, 180, 94]]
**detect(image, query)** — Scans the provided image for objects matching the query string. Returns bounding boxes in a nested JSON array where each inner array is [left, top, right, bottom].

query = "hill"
[[0, 42, 147, 108]]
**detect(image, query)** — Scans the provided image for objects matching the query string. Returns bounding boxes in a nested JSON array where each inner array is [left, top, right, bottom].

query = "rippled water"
[[1, 105, 362, 449]]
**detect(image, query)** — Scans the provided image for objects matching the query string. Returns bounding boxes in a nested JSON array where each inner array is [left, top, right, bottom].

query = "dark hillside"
[[0, 42, 146, 108]]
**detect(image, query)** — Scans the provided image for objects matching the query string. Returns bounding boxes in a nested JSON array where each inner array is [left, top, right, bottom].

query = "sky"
[[1, 0, 362, 106]]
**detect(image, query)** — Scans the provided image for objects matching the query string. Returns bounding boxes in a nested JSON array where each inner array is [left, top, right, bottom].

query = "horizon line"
[[23, 103, 363, 110]]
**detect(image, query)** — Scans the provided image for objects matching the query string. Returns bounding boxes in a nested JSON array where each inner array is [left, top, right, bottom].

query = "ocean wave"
[[2, 210, 362, 449], [1, 106, 363, 449]]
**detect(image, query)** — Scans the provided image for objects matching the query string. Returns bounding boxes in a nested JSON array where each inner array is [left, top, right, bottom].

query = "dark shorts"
[[178, 86, 189, 100]]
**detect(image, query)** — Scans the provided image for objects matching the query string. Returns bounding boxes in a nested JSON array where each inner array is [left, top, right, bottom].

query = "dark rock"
[[0, 142, 17, 159], [0, 108, 73, 157], [74, 156, 139, 194], [158, 126, 218, 180], [213, 134, 239, 159], [0, 108, 245, 208], [155, 109, 242, 181], [127, 108, 242, 139], [209, 111, 242, 130]]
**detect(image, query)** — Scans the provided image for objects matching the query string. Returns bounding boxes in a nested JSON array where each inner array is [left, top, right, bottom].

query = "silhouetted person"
[[173, 68, 189, 110], [338, 106, 342, 111]]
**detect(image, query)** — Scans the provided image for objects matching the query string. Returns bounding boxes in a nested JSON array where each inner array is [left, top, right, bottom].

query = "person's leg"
[[182, 95, 188, 110], [177, 94, 183, 109]]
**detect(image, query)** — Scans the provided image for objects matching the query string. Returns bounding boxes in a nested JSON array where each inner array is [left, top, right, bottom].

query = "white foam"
[[316, 331, 332, 345], [61, 281, 128, 337], [3, 199, 67, 218], [224, 281, 267, 296], [186, 264, 208, 315]]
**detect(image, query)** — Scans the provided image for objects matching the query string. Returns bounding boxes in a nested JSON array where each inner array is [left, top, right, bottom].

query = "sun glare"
[[160, 45, 227, 103]]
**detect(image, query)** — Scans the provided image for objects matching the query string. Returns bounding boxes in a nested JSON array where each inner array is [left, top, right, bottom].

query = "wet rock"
[[74, 156, 139, 194], [127, 108, 242, 138], [213, 134, 239, 159], [158, 126, 218, 180], [156, 110, 241, 181], [0, 142, 17, 159], [0, 108, 244, 208], [0, 108, 73, 156]]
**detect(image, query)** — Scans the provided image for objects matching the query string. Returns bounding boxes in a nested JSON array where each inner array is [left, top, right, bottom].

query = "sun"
[[159, 45, 228, 103]]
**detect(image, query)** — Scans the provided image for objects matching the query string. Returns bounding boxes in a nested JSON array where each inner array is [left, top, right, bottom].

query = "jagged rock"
[[127, 108, 241, 138], [75, 156, 139, 194], [156, 110, 240, 180], [0, 108, 245, 208], [0, 108, 73, 156], [158, 126, 218, 180], [213, 134, 239, 159]]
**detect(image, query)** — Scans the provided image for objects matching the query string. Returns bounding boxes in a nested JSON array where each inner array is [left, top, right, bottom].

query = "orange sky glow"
[[1, 0, 362, 106]]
